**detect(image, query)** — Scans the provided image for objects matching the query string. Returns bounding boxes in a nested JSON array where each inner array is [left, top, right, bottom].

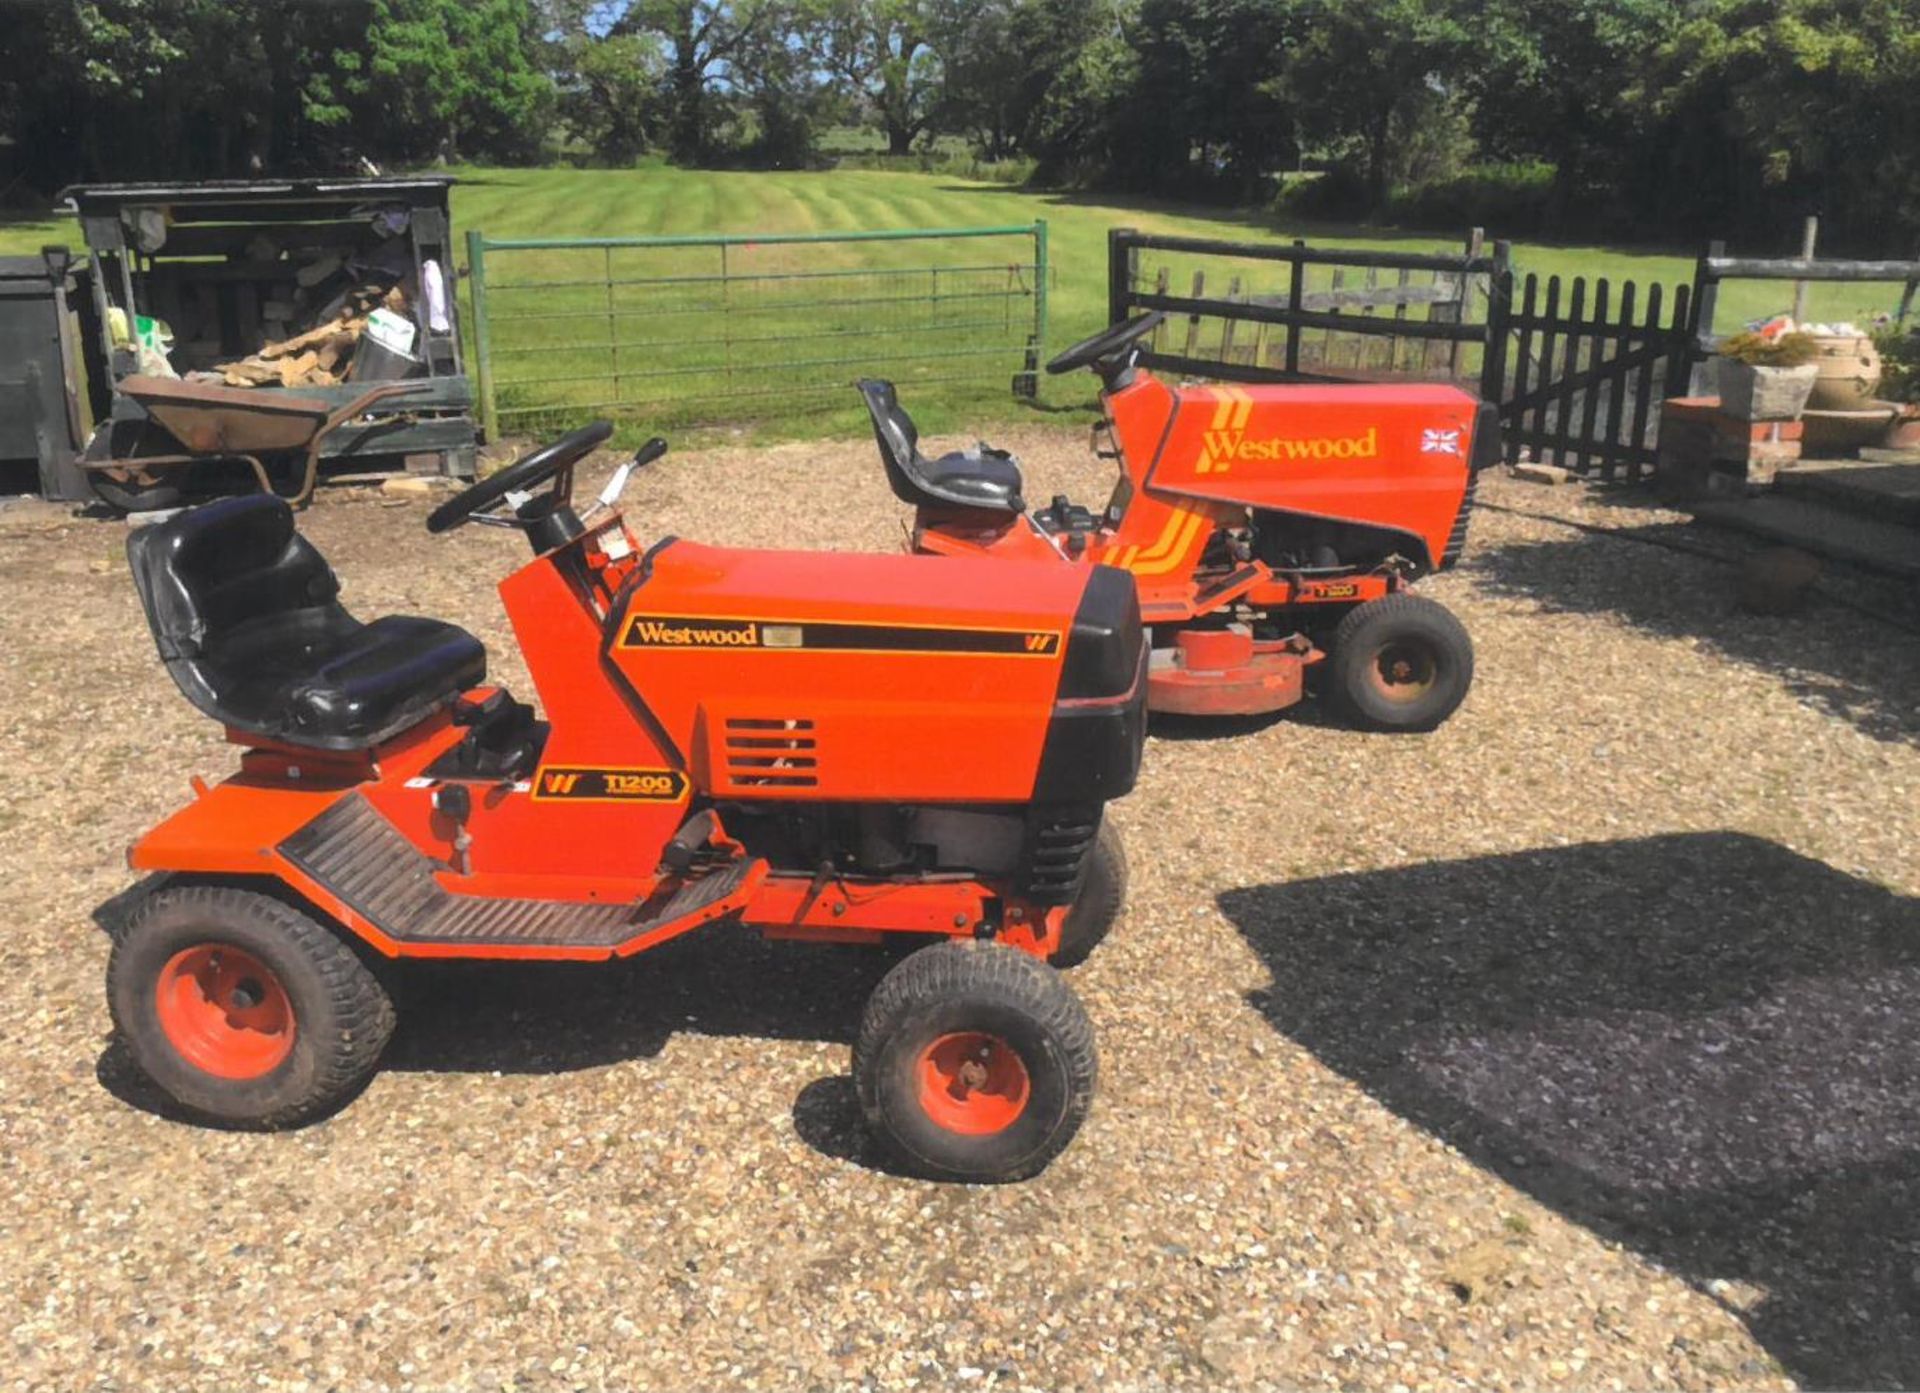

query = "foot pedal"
[[658, 808, 721, 875], [628, 856, 766, 940]]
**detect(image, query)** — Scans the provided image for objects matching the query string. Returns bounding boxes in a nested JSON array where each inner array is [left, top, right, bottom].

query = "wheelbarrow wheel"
[[91, 472, 185, 513], [84, 422, 186, 513]]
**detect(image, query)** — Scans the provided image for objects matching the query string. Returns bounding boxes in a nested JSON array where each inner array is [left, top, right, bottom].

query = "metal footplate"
[[280, 793, 759, 950]]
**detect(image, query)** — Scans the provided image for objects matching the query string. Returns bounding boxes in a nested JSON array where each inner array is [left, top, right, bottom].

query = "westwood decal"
[[624, 616, 761, 647], [1197, 426, 1378, 472]]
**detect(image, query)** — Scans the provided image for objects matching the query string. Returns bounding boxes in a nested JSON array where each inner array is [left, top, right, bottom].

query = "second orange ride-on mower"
[[860, 311, 1499, 730], [107, 422, 1145, 1183]]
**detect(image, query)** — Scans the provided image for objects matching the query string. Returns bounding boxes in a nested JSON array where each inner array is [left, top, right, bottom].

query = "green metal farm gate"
[[465, 223, 1048, 438]]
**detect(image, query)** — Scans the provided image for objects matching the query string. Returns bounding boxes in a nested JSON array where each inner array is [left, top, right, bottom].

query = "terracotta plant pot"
[[1882, 405, 1920, 450], [1806, 334, 1883, 410], [1801, 405, 1898, 453], [1715, 359, 1818, 421]]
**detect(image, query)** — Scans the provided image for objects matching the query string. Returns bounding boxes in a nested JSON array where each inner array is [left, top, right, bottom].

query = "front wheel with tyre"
[[853, 940, 1096, 1182], [106, 884, 396, 1128], [1324, 593, 1474, 732]]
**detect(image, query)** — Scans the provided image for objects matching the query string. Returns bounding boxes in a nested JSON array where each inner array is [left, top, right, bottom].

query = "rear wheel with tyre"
[[853, 940, 1096, 1182], [1325, 593, 1474, 732], [1054, 818, 1126, 967], [106, 884, 396, 1128]]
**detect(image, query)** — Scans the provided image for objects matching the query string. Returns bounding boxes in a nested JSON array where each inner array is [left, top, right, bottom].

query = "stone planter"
[[1806, 333, 1883, 410], [1716, 359, 1818, 421]]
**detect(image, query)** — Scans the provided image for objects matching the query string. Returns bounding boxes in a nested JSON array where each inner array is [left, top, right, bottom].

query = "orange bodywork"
[[914, 369, 1481, 622], [606, 541, 1086, 803], [130, 509, 1136, 964]]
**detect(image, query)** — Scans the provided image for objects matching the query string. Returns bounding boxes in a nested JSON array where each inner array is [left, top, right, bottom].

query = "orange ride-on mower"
[[860, 311, 1500, 731], [107, 422, 1145, 1182]]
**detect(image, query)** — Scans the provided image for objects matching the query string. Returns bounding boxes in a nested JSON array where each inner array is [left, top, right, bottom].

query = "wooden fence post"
[[1791, 216, 1818, 324], [1107, 228, 1136, 328], [1687, 240, 1723, 396], [1479, 240, 1512, 408], [1284, 240, 1304, 377]]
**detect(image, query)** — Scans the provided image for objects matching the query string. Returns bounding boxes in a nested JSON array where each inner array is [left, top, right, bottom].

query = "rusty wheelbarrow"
[[83, 377, 434, 510]]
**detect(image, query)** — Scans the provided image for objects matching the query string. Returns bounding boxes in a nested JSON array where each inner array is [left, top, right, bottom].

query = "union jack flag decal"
[[1421, 428, 1463, 455]]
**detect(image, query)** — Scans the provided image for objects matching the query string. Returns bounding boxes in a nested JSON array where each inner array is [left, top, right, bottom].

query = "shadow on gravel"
[[1466, 531, 1920, 746], [1217, 832, 1920, 1389], [387, 933, 892, 1073], [790, 1075, 913, 1176]]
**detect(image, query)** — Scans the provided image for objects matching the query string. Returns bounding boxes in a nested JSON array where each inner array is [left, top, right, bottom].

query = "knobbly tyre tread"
[[853, 939, 1097, 1182], [107, 883, 397, 1129], [1054, 817, 1127, 968], [1326, 592, 1475, 733]]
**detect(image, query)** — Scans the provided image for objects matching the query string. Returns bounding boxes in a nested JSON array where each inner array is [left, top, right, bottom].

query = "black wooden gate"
[[1492, 273, 1695, 480]]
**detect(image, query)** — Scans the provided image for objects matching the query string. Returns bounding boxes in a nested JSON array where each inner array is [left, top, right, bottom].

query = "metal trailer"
[[61, 177, 477, 505]]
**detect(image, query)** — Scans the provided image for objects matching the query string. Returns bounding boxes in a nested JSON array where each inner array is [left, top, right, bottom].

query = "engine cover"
[[606, 541, 1138, 805]]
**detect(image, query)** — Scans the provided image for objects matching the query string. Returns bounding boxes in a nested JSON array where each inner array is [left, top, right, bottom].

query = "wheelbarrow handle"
[[295, 380, 443, 508], [335, 379, 435, 420]]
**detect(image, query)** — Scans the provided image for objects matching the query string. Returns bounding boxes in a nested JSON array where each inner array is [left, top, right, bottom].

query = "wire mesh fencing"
[[465, 223, 1047, 438]]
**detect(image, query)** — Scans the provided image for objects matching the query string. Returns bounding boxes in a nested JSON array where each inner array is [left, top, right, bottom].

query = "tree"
[[1464, 0, 1680, 220], [735, 6, 840, 166], [1099, 0, 1296, 194], [1019, 13, 1135, 184], [605, 0, 784, 164], [927, 0, 1022, 158], [0, 0, 372, 187], [0, 0, 553, 191], [1637, 0, 1920, 248], [1281, 0, 1473, 204], [927, 0, 1114, 163], [554, 31, 671, 164], [814, 0, 943, 155], [351, 0, 554, 164]]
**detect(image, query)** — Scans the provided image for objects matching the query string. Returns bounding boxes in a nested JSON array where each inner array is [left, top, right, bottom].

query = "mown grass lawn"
[[5, 166, 1905, 441]]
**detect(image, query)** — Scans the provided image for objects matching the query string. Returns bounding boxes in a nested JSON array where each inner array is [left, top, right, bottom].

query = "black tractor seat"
[[857, 378, 1025, 513], [128, 494, 486, 751]]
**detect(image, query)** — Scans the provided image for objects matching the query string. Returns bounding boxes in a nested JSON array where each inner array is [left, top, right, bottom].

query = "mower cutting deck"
[[861, 312, 1496, 731], [107, 422, 1144, 1183]]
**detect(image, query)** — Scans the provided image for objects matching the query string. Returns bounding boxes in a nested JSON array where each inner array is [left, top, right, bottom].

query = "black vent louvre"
[[724, 717, 818, 788], [1439, 466, 1478, 570], [1018, 806, 1101, 904]]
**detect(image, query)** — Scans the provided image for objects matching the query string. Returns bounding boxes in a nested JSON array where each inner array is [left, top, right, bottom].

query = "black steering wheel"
[[1046, 311, 1167, 376], [426, 420, 614, 534]]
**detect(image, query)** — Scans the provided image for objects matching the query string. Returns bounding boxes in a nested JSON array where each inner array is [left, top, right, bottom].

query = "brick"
[[1659, 395, 1804, 442]]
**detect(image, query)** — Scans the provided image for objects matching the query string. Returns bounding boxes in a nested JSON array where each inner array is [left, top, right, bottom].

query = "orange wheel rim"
[[155, 944, 295, 1080], [915, 1031, 1030, 1136], [1368, 639, 1438, 704]]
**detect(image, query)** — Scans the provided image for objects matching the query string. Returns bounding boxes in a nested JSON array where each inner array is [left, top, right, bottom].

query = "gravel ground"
[[1, 427, 1916, 1392]]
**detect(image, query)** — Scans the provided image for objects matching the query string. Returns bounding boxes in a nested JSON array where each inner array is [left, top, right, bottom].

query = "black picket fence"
[[1492, 273, 1695, 479]]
